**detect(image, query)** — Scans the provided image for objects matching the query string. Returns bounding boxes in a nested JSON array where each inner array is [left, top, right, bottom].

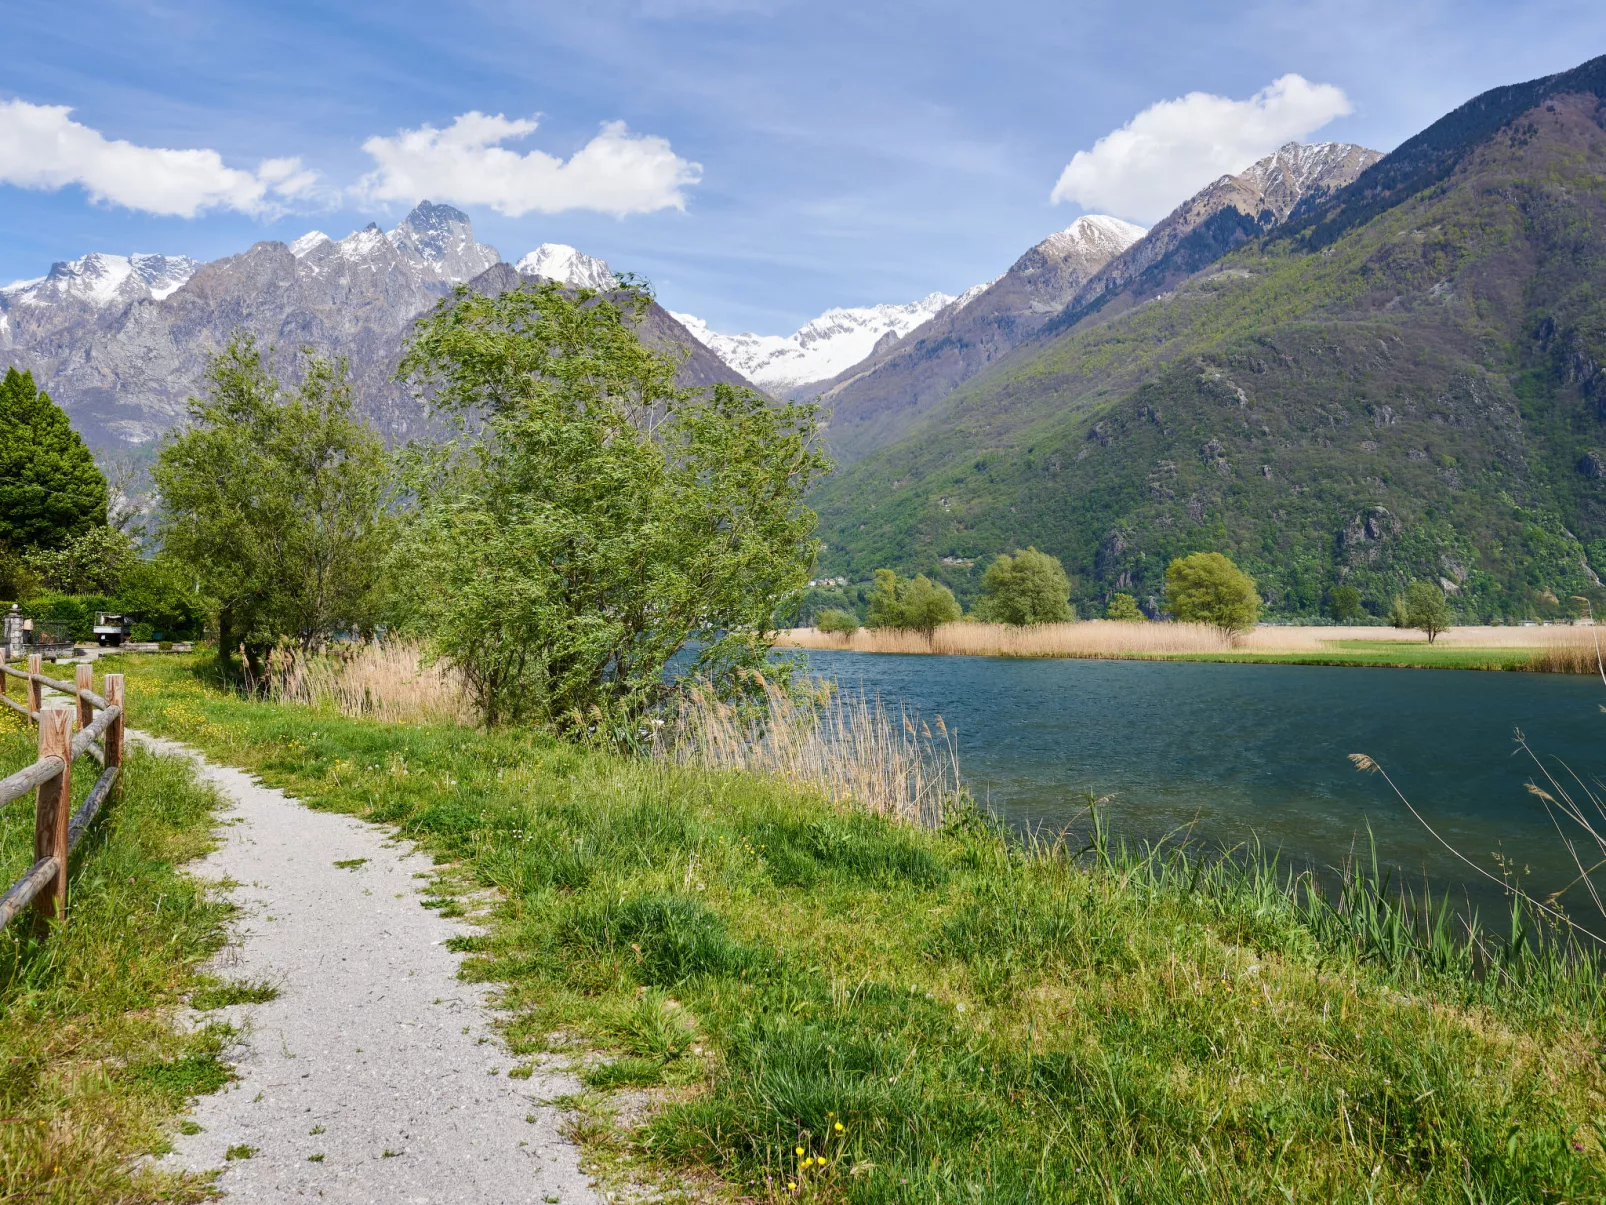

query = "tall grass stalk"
[[261, 640, 471, 726], [656, 675, 963, 828], [779, 619, 1606, 666]]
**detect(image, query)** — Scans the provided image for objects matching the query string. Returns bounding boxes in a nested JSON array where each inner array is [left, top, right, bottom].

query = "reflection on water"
[[796, 650, 1606, 914]]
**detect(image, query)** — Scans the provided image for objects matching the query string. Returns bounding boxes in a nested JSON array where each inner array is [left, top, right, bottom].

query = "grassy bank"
[[779, 621, 1606, 674], [0, 690, 232, 1203], [105, 652, 1606, 1203]]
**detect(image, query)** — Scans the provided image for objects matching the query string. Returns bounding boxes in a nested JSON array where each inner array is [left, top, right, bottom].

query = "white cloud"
[[0, 99, 317, 218], [1050, 75, 1353, 223], [357, 112, 701, 217]]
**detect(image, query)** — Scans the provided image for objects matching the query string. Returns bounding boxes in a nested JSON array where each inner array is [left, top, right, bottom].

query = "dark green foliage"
[[1328, 584, 1364, 622], [24, 525, 137, 594], [0, 367, 108, 552], [865, 568, 960, 634], [1165, 552, 1259, 636], [811, 65, 1606, 622], [974, 547, 1072, 625]]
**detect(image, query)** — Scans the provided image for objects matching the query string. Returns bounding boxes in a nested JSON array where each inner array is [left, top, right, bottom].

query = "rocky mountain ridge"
[[809, 57, 1606, 621], [0, 203, 742, 448], [671, 291, 971, 396]]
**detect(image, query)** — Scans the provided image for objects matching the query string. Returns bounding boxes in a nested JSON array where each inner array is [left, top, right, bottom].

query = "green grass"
[[0, 688, 231, 1203], [1160, 643, 1543, 671], [111, 653, 1606, 1202]]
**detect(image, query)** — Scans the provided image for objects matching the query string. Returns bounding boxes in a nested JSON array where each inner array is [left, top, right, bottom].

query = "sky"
[[1, 1, 1603, 335]]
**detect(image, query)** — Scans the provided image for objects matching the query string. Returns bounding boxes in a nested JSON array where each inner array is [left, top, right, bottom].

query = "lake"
[[794, 650, 1606, 914]]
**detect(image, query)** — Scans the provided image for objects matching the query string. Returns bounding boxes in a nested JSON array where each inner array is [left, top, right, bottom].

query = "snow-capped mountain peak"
[[672, 292, 965, 394], [516, 244, 617, 290], [0, 252, 201, 308], [1037, 215, 1147, 262], [290, 231, 331, 257], [292, 202, 500, 285]]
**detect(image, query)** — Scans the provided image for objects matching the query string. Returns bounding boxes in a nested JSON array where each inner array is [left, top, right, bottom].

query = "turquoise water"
[[797, 650, 1606, 912]]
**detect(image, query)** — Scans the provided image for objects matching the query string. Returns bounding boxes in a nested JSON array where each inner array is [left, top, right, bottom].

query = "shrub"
[[1164, 552, 1259, 638], [1327, 584, 1363, 623], [1105, 593, 1146, 622], [866, 569, 960, 635], [816, 608, 860, 635]]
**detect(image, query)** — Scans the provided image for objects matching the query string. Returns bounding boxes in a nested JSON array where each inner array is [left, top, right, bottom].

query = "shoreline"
[[775, 621, 1605, 675]]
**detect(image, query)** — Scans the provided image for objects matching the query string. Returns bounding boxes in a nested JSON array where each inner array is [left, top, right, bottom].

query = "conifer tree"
[[0, 368, 108, 551]]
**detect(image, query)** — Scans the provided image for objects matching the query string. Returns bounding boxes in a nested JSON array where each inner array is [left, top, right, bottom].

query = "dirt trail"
[[140, 733, 599, 1205]]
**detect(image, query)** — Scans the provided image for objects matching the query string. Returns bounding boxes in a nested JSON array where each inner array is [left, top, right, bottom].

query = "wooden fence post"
[[0, 647, 7, 708], [32, 709, 72, 934], [104, 675, 125, 795], [26, 654, 42, 716], [75, 663, 94, 732]]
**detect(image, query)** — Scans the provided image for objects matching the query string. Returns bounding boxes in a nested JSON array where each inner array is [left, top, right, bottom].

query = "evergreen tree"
[[0, 367, 108, 551]]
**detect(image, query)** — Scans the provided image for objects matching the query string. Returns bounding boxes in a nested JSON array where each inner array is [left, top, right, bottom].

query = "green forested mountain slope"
[[812, 58, 1606, 620]]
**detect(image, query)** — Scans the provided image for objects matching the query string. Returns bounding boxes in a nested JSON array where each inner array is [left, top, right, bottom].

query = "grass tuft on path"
[[115, 653, 1606, 1203], [0, 695, 231, 1203]]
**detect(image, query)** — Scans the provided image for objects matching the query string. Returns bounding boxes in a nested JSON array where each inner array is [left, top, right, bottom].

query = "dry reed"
[[263, 640, 472, 725], [656, 676, 964, 828], [777, 619, 1606, 666]]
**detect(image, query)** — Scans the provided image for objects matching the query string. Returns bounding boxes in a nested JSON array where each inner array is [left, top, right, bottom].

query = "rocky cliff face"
[[1056, 142, 1382, 326], [0, 203, 749, 448]]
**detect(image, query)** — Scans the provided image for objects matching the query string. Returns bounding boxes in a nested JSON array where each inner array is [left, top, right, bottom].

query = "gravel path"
[[141, 733, 600, 1205]]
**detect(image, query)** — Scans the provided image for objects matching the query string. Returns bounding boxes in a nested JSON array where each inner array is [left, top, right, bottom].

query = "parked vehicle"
[[93, 612, 132, 647]]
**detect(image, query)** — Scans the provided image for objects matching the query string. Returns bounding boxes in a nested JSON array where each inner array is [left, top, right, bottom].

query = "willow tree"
[[398, 280, 829, 731]]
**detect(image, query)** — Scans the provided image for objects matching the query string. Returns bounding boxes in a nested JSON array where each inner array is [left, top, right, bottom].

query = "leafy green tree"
[[113, 556, 204, 639], [975, 548, 1072, 625], [865, 569, 960, 635], [1328, 585, 1363, 623], [1165, 552, 1260, 638], [398, 279, 828, 730], [1404, 580, 1454, 643], [1105, 593, 1146, 622], [24, 525, 139, 594], [155, 339, 394, 675], [1389, 595, 1411, 628], [0, 367, 108, 551], [815, 608, 860, 635]]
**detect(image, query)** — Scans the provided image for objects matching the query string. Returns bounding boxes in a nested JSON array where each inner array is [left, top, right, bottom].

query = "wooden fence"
[[0, 652, 125, 934]]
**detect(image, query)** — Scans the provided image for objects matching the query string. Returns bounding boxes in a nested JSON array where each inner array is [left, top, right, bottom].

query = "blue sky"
[[1, 1, 1603, 333]]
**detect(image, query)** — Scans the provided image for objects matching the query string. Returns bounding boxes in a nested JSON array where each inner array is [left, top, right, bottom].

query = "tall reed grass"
[[655, 675, 963, 828], [261, 640, 472, 725], [778, 619, 1606, 667]]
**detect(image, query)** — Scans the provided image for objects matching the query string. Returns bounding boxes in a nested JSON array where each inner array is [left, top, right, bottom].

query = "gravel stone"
[[140, 733, 600, 1204]]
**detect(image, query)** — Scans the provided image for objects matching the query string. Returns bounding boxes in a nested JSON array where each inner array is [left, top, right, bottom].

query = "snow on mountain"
[[672, 292, 963, 394], [290, 231, 331, 257], [516, 244, 618, 290], [1036, 215, 1147, 263], [0, 252, 202, 308]]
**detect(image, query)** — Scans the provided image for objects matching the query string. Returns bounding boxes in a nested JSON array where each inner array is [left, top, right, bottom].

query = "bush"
[[1105, 593, 1146, 622], [815, 609, 860, 635], [1164, 552, 1259, 637], [975, 548, 1072, 625], [1327, 584, 1363, 623], [866, 569, 960, 635]]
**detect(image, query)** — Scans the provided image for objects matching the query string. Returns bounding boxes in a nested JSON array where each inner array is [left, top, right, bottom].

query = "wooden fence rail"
[[0, 652, 125, 934]]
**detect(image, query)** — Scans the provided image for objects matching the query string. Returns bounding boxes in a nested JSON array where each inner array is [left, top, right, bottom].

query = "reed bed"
[[778, 619, 1606, 667], [261, 640, 472, 725], [655, 676, 963, 828]]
